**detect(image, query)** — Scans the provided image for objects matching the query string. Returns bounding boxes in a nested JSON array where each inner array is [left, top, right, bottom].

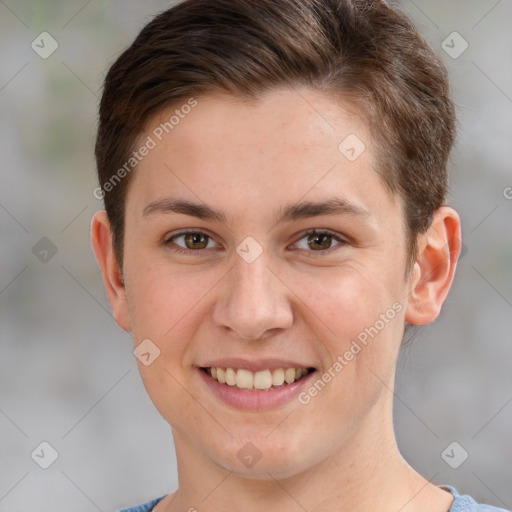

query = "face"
[[111, 88, 415, 477]]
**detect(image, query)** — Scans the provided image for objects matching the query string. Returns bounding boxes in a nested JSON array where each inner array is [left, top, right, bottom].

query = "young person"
[[91, 1, 510, 511]]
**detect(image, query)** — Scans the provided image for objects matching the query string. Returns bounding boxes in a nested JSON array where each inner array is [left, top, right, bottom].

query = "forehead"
[[127, 87, 400, 226], [146, 88, 364, 165]]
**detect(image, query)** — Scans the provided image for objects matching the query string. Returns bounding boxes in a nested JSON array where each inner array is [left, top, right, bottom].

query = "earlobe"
[[405, 207, 462, 325], [90, 210, 132, 332]]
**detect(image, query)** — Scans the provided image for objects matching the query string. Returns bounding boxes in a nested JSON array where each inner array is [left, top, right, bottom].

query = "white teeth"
[[236, 369, 253, 389], [284, 368, 296, 384], [225, 368, 237, 386], [206, 366, 310, 390], [272, 368, 285, 386], [254, 370, 272, 390]]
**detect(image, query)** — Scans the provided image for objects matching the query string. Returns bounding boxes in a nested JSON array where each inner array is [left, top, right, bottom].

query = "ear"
[[90, 210, 131, 332], [405, 206, 462, 325]]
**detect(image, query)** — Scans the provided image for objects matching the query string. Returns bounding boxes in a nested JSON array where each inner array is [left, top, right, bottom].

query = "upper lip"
[[200, 358, 315, 372]]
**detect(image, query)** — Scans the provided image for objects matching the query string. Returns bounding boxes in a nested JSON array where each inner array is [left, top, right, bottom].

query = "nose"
[[211, 250, 294, 340]]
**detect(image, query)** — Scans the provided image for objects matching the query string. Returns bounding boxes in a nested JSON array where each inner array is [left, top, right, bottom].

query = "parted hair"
[[95, 0, 456, 270]]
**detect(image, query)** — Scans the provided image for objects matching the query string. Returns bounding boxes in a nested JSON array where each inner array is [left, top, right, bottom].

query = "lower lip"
[[198, 368, 316, 411]]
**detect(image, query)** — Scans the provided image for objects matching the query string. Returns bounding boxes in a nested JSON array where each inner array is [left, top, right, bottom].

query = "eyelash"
[[164, 229, 348, 257]]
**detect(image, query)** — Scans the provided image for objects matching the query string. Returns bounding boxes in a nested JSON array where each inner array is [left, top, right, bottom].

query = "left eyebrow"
[[141, 197, 372, 224], [274, 198, 371, 224]]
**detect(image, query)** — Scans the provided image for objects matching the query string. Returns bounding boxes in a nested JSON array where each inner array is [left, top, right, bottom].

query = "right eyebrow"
[[142, 197, 226, 223]]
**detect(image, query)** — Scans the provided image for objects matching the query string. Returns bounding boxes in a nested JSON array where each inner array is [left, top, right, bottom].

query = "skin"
[[91, 87, 461, 512]]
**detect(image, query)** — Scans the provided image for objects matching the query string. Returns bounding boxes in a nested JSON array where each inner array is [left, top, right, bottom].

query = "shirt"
[[117, 485, 511, 511]]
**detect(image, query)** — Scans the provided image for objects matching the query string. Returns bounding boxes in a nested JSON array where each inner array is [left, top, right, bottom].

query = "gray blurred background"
[[1, 1, 511, 511]]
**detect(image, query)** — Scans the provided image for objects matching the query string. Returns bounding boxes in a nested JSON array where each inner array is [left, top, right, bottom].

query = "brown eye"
[[293, 229, 347, 254], [307, 232, 333, 251], [183, 232, 209, 249], [166, 231, 217, 254]]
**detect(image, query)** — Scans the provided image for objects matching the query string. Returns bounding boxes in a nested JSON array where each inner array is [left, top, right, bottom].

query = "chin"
[[210, 435, 325, 480]]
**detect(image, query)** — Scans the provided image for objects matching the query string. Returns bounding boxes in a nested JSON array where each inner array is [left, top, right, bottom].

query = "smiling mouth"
[[201, 366, 316, 391]]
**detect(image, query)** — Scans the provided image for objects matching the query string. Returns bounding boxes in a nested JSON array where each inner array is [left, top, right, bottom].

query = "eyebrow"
[[142, 197, 371, 224]]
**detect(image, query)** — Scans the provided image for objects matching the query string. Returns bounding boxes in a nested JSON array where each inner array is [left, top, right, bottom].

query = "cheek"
[[287, 263, 405, 396], [289, 262, 401, 341], [125, 257, 225, 358], [293, 268, 404, 415], [125, 260, 214, 426]]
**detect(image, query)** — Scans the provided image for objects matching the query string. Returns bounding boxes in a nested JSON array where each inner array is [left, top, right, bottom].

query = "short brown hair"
[[95, 0, 456, 270]]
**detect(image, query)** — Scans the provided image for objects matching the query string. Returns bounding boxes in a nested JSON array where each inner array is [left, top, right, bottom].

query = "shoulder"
[[116, 489, 511, 512], [451, 496, 510, 512], [117, 495, 167, 512], [443, 485, 510, 512]]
